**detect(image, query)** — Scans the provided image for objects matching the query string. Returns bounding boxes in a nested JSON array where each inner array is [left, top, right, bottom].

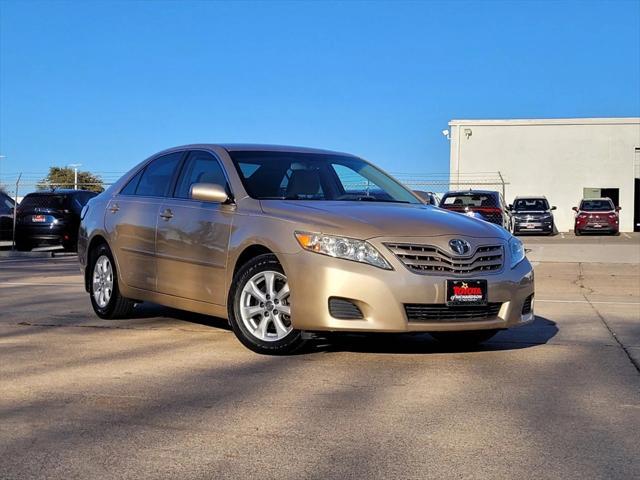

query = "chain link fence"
[[1, 171, 507, 203]]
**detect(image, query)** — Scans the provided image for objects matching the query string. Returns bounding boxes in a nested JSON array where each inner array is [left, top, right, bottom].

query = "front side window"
[[133, 152, 183, 197], [229, 151, 420, 204], [580, 199, 614, 211], [174, 151, 228, 199]]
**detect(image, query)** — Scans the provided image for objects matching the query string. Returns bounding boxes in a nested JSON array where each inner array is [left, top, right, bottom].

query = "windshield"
[[514, 198, 549, 211], [580, 199, 614, 211], [228, 151, 420, 204], [441, 193, 498, 208]]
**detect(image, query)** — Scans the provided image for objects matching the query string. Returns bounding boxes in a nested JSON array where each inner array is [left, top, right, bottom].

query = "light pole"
[[68, 163, 82, 190]]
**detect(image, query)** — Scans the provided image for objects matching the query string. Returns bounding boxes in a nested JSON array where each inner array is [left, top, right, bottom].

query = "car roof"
[[161, 143, 357, 157], [25, 189, 95, 196], [581, 197, 613, 202], [444, 190, 499, 195], [514, 196, 547, 200]]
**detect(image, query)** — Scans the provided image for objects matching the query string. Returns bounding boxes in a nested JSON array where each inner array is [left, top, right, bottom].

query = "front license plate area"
[[32, 215, 46, 222], [446, 280, 488, 306]]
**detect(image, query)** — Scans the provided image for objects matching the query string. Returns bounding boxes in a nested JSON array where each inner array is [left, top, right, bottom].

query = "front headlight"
[[509, 237, 525, 268], [294, 231, 392, 270]]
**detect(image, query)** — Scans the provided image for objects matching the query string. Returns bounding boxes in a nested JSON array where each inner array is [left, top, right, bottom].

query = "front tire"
[[89, 243, 135, 319], [228, 254, 305, 355], [430, 329, 499, 347]]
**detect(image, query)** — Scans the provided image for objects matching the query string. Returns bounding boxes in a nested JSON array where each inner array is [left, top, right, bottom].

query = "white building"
[[448, 117, 640, 232]]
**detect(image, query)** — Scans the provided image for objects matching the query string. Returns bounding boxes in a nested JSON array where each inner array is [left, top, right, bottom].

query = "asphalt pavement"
[[1, 237, 639, 479]]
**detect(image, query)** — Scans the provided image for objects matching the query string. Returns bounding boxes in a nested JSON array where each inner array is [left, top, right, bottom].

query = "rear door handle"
[[109, 203, 120, 213], [160, 209, 174, 220]]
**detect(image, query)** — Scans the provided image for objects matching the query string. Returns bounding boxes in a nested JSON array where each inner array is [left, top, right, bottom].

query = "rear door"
[[155, 150, 233, 304], [105, 152, 184, 291]]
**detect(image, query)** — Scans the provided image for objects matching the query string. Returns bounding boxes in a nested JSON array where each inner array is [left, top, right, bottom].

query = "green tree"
[[37, 166, 104, 193]]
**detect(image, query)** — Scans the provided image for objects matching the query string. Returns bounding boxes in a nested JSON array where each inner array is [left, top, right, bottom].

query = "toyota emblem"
[[449, 239, 471, 255]]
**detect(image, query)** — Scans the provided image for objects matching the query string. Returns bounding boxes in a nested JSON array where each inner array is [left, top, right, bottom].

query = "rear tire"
[[430, 329, 499, 347], [575, 229, 581, 236], [228, 254, 305, 355], [89, 243, 135, 319]]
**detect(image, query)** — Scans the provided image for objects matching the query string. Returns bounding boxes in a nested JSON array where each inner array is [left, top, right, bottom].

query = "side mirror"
[[616, 206, 621, 211], [190, 183, 230, 203], [508, 204, 513, 211], [551, 206, 557, 211], [572, 207, 578, 212]]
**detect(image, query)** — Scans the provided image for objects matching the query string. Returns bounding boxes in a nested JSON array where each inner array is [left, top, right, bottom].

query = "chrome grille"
[[385, 243, 504, 275]]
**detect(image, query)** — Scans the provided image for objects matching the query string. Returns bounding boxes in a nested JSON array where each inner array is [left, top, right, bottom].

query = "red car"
[[573, 198, 620, 235]]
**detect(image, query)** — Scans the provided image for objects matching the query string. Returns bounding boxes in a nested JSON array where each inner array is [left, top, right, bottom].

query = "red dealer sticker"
[[446, 280, 487, 306]]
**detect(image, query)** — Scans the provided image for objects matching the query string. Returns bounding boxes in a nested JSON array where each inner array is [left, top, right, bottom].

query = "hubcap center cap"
[[265, 300, 275, 311]]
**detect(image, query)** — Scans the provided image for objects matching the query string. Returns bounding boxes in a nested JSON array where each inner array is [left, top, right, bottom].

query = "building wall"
[[448, 118, 640, 232]]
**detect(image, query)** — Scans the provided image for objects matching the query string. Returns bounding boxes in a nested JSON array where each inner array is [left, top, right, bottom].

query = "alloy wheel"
[[92, 254, 114, 308], [239, 270, 292, 342]]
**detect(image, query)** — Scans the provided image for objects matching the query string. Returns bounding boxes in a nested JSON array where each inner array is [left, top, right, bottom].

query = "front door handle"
[[160, 209, 174, 220], [109, 203, 120, 213]]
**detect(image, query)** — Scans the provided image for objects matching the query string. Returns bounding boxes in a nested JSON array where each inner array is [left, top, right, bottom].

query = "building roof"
[[449, 117, 640, 126]]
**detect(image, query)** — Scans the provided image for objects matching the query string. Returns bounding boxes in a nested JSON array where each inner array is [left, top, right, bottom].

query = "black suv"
[[511, 196, 556, 235], [15, 190, 97, 251], [0, 190, 15, 241], [439, 190, 513, 231]]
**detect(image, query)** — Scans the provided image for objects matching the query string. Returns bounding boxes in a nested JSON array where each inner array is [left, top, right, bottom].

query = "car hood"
[[259, 200, 509, 240]]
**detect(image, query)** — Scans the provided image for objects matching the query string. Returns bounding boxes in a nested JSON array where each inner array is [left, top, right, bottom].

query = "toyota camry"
[[78, 145, 534, 354]]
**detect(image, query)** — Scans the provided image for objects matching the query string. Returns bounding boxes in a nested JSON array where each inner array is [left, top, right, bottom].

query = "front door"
[[155, 150, 233, 305]]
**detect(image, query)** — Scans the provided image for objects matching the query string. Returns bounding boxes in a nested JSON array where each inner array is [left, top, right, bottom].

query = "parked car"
[[439, 190, 513, 231], [573, 198, 620, 235], [78, 145, 534, 355], [413, 190, 440, 206], [0, 190, 15, 241], [510, 196, 556, 235], [15, 189, 98, 251]]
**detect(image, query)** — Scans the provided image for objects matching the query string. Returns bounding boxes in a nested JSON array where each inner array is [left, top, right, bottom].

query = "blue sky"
[[1, 0, 639, 183]]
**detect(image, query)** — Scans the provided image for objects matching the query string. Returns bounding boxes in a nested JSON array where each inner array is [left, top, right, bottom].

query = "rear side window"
[[120, 170, 143, 195], [132, 152, 183, 197], [174, 151, 228, 199]]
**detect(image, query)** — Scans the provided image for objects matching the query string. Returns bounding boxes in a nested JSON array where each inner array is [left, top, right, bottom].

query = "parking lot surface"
[[1, 236, 639, 479]]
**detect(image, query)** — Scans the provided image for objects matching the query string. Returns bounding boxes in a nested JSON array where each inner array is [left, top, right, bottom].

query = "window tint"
[[514, 199, 549, 211], [120, 170, 143, 195], [0, 194, 13, 213], [229, 151, 419, 203], [134, 152, 183, 197], [19, 194, 70, 211], [174, 151, 228, 199], [441, 193, 498, 208], [580, 199, 614, 211], [71, 192, 96, 212]]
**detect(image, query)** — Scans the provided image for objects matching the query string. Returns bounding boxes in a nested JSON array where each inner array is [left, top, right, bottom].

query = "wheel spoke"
[[263, 272, 276, 298], [272, 315, 289, 336], [278, 305, 291, 316], [256, 316, 270, 339], [241, 305, 263, 318], [275, 282, 289, 301], [246, 280, 266, 302]]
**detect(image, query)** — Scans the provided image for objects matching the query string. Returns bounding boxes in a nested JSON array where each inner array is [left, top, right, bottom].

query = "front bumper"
[[514, 221, 553, 233], [280, 241, 535, 333]]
